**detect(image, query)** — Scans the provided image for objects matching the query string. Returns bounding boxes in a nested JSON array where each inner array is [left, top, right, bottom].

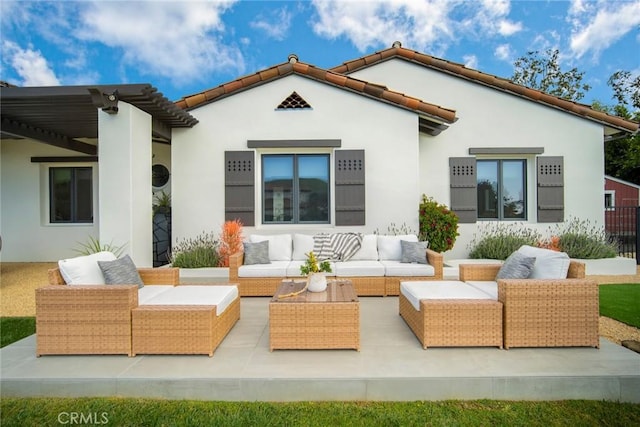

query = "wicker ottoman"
[[132, 285, 240, 357], [399, 281, 503, 349]]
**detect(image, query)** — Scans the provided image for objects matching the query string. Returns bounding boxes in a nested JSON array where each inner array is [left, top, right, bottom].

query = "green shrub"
[[419, 196, 459, 253], [468, 222, 541, 260], [170, 232, 220, 268], [551, 217, 618, 259]]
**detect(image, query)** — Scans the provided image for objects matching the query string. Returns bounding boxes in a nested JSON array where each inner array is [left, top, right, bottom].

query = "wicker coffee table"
[[269, 279, 360, 351]]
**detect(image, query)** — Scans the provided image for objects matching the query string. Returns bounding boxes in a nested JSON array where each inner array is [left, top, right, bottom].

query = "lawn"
[[599, 283, 640, 328], [0, 317, 35, 348], [1, 398, 639, 426]]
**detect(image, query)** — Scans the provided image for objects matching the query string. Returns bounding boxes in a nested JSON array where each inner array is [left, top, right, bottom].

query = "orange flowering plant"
[[217, 219, 244, 267]]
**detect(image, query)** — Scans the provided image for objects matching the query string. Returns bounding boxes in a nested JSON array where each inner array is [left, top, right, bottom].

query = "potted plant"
[[300, 251, 332, 292]]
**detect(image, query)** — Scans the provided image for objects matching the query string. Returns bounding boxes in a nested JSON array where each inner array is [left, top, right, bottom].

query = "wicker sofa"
[[37, 267, 180, 357], [229, 233, 444, 297], [459, 259, 599, 349], [38, 264, 240, 357]]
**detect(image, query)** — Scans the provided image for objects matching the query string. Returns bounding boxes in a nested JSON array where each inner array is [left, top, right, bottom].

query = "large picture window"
[[262, 154, 330, 223], [477, 159, 526, 220], [50, 167, 93, 223]]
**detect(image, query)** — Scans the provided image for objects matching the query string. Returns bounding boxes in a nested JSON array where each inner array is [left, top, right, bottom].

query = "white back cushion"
[[516, 245, 571, 279], [292, 234, 315, 260], [250, 234, 292, 261], [350, 234, 379, 260], [58, 251, 117, 285], [377, 235, 418, 261]]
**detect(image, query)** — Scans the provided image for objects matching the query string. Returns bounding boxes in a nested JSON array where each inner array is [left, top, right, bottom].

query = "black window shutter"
[[537, 156, 564, 223], [335, 150, 365, 225], [225, 151, 255, 226], [449, 157, 477, 223]]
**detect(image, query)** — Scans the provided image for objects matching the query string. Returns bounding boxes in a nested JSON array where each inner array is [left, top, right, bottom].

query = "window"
[[50, 167, 93, 223], [262, 154, 329, 223], [605, 190, 615, 210], [477, 160, 526, 220]]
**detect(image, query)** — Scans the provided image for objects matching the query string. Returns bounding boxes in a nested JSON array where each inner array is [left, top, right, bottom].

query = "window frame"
[[476, 159, 527, 221], [49, 166, 94, 224], [261, 153, 331, 225]]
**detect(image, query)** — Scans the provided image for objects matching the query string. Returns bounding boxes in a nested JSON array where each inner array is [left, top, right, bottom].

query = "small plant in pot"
[[300, 252, 332, 292]]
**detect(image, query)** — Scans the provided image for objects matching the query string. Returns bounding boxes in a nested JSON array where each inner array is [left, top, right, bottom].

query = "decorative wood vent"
[[277, 91, 311, 109]]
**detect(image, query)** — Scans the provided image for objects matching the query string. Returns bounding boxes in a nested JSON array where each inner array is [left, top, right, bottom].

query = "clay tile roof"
[[330, 46, 639, 134], [175, 57, 457, 125]]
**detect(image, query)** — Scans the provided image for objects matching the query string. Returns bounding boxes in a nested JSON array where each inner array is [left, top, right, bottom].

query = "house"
[[605, 175, 640, 208], [1, 43, 638, 264], [604, 175, 639, 251]]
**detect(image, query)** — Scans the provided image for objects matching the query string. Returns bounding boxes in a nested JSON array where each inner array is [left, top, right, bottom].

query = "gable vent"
[[277, 91, 311, 109]]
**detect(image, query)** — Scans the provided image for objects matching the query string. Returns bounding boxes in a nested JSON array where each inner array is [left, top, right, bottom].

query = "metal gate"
[[605, 206, 639, 264]]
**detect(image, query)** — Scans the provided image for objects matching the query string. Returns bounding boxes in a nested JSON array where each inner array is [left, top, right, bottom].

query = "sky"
[[1, 0, 639, 106]]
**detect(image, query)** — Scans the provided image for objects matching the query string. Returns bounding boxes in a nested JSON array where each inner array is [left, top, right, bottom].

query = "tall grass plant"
[[170, 231, 220, 268], [468, 223, 541, 260]]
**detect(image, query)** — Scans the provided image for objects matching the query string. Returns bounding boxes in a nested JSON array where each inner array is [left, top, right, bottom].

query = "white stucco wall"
[[0, 139, 99, 261], [98, 104, 153, 267], [171, 74, 421, 244], [351, 59, 605, 259]]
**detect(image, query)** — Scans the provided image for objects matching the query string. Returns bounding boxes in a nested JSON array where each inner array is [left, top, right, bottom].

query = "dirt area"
[[1, 263, 639, 345]]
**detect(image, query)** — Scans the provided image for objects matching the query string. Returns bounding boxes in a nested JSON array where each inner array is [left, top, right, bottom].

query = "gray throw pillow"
[[97, 254, 144, 289], [400, 240, 429, 264], [496, 252, 536, 280], [243, 240, 270, 265]]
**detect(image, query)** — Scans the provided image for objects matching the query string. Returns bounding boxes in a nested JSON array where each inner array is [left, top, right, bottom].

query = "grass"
[[600, 283, 640, 328], [0, 317, 35, 348], [1, 398, 639, 426]]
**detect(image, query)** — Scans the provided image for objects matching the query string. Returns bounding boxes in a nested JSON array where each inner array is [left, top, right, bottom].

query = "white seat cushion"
[[400, 281, 494, 311], [250, 234, 292, 261], [141, 285, 239, 315], [350, 234, 379, 260], [58, 251, 117, 285], [238, 261, 289, 277], [286, 260, 337, 277], [516, 245, 571, 279], [334, 260, 385, 276], [381, 260, 435, 277], [465, 281, 498, 300], [138, 285, 175, 304], [377, 235, 418, 261]]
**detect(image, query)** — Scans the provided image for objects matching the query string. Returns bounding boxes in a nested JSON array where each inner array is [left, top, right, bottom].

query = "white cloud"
[[250, 7, 292, 41], [311, 0, 456, 54], [494, 43, 513, 62], [2, 41, 60, 86], [463, 54, 478, 69], [568, 0, 640, 60], [498, 20, 522, 36], [75, 1, 244, 84], [310, 0, 522, 54]]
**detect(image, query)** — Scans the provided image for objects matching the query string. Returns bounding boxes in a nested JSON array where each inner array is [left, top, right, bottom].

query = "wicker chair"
[[459, 261, 599, 349], [36, 267, 179, 356]]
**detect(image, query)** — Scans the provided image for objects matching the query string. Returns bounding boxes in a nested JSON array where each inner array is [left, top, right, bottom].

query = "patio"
[[2, 296, 639, 402]]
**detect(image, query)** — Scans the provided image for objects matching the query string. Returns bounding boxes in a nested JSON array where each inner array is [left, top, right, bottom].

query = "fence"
[[605, 205, 639, 264]]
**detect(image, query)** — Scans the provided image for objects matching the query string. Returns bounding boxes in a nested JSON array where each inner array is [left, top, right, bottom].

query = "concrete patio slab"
[[1, 297, 639, 402]]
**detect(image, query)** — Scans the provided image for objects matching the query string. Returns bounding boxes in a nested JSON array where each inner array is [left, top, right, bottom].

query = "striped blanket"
[[313, 233, 363, 261]]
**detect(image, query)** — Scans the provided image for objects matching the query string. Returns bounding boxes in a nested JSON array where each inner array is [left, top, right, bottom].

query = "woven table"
[[269, 279, 360, 351]]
